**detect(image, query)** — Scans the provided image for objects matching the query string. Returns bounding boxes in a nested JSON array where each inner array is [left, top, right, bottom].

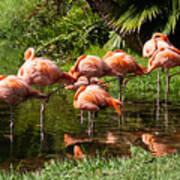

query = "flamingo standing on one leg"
[[0, 75, 47, 154], [103, 50, 147, 100], [17, 47, 75, 142], [73, 85, 123, 136]]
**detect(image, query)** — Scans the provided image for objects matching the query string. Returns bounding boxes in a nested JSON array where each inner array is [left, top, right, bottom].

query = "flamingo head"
[[0, 75, 6, 81], [142, 39, 156, 58], [24, 47, 35, 61], [152, 33, 168, 41]]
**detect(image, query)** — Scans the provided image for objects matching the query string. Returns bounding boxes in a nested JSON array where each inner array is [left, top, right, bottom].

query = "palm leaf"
[[164, 0, 180, 33]]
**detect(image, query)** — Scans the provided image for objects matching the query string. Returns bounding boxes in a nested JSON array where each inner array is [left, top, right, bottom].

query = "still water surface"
[[0, 88, 180, 171]]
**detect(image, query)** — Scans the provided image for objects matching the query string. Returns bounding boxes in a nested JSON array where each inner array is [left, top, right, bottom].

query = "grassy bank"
[[1, 146, 180, 180]]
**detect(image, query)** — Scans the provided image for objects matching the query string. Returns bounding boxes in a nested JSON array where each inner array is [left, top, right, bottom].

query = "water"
[[0, 88, 180, 171]]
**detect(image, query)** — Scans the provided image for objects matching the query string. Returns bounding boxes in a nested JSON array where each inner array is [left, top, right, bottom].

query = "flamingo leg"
[[165, 70, 169, 105], [10, 105, 14, 156], [122, 75, 137, 87], [165, 71, 180, 103], [88, 111, 93, 137], [118, 76, 124, 101], [80, 110, 84, 124], [156, 68, 160, 120], [40, 88, 45, 145], [169, 71, 180, 79], [157, 68, 160, 103], [40, 102, 45, 142], [94, 111, 98, 118]]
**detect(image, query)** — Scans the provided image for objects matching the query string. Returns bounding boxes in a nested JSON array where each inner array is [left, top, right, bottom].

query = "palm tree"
[[85, 0, 180, 53]]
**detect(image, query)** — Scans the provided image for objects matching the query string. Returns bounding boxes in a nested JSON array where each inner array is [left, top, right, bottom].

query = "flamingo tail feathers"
[[108, 98, 123, 115]]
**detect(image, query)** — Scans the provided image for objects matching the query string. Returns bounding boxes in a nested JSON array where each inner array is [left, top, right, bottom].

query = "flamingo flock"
[[0, 32, 180, 141]]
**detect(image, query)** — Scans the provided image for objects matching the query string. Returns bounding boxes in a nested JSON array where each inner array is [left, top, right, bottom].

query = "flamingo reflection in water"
[[0, 75, 47, 155], [142, 133, 177, 156], [17, 48, 75, 142], [64, 134, 89, 159], [73, 85, 123, 136]]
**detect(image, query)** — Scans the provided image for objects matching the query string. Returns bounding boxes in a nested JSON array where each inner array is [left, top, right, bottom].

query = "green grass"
[[1, 146, 180, 180]]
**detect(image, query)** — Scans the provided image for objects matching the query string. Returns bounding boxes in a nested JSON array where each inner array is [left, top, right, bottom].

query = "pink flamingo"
[[17, 47, 75, 141], [69, 54, 118, 81], [103, 49, 147, 100], [147, 47, 180, 104], [73, 85, 123, 135], [18, 47, 75, 89], [65, 76, 109, 124], [0, 75, 47, 150], [143, 33, 180, 102]]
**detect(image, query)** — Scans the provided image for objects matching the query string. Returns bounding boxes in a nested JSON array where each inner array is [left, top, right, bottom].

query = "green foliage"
[[1, 146, 180, 179], [0, 0, 109, 74], [164, 0, 180, 33], [101, 0, 180, 50], [103, 31, 126, 50], [0, 0, 43, 74], [108, 0, 180, 33]]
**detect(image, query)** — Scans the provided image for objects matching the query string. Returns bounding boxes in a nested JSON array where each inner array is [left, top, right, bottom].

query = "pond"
[[0, 86, 180, 171]]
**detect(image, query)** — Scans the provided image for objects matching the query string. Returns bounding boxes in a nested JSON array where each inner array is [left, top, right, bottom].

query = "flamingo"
[[73, 85, 123, 135], [69, 54, 118, 81], [65, 76, 109, 91], [147, 47, 180, 104], [143, 33, 180, 58], [103, 49, 147, 100], [0, 75, 46, 105], [143, 33, 180, 103], [0, 75, 47, 151], [65, 76, 109, 124], [68, 54, 118, 125], [17, 47, 75, 141], [18, 47, 75, 88]]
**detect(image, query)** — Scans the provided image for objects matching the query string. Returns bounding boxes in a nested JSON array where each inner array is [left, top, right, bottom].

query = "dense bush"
[[0, 0, 109, 74]]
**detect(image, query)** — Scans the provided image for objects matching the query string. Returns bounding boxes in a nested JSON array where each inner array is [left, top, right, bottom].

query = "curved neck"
[[24, 48, 35, 61], [74, 86, 86, 101]]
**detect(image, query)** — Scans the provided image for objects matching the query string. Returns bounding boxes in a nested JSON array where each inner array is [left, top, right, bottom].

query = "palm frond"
[[96, 0, 179, 34], [115, 4, 162, 33], [164, 0, 180, 33], [103, 31, 126, 50]]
